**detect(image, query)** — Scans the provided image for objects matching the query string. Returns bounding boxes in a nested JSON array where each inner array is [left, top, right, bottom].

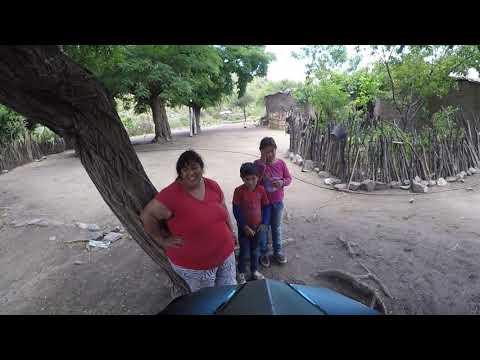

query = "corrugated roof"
[[265, 90, 292, 98]]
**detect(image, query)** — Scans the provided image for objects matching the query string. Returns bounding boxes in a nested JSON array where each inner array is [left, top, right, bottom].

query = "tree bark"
[[192, 104, 201, 133], [0, 46, 190, 297], [150, 96, 172, 143], [189, 107, 194, 137]]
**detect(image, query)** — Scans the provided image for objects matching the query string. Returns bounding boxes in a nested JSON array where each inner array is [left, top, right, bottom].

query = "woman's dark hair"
[[176, 150, 204, 177], [259, 137, 277, 150], [240, 162, 257, 178]]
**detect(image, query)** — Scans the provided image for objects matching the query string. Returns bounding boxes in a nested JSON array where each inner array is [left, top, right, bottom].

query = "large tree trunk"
[[150, 96, 172, 143], [0, 46, 190, 297], [243, 107, 247, 128], [189, 106, 197, 136], [192, 104, 201, 133], [189, 107, 193, 137]]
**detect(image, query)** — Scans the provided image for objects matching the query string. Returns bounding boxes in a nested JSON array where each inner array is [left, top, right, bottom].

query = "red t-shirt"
[[232, 184, 269, 229], [155, 178, 234, 270]]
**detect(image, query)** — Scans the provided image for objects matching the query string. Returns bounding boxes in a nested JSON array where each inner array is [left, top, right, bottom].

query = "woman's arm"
[[222, 199, 235, 234], [140, 198, 183, 248]]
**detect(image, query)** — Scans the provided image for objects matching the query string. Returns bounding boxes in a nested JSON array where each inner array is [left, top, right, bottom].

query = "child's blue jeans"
[[238, 229, 263, 274], [259, 201, 284, 256]]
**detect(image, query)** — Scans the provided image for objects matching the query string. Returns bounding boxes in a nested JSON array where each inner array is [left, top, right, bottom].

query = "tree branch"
[[0, 46, 190, 297], [382, 50, 403, 117]]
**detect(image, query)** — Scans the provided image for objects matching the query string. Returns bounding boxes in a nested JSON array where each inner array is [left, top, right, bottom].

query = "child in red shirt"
[[232, 162, 271, 284]]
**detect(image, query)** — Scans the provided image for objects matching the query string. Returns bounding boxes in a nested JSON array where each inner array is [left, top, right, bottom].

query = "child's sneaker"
[[259, 255, 271, 268], [273, 253, 287, 264], [252, 271, 265, 280], [237, 273, 247, 284]]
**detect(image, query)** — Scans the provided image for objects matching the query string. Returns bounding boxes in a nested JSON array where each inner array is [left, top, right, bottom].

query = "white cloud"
[[265, 45, 480, 82], [265, 45, 308, 82], [265, 45, 375, 82]]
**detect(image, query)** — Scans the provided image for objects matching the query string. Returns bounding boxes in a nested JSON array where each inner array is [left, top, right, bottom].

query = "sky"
[[265, 45, 307, 82], [265, 45, 480, 82], [265, 45, 368, 82]]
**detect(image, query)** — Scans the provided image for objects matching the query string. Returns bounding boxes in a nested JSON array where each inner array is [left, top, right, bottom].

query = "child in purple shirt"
[[254, 137, 292, 267]]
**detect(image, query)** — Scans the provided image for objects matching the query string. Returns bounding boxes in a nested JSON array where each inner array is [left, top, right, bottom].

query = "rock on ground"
[[88, 232, 104, 241], [437, 178, 448, 186], [103, 232, 123, 243], [318, 171, 331, 178], [334, 183, 348, 191], [446, 176, 458, 183], [390, 181, 402, 189], [359, 179, 375, 192], [294, 154, 304, 166], [457, 171, 467, 179], [375, 181, 389, 191], [348, 181, 361, 191], [76, 222, 100, 231], [302, 160, 314, 172], [412, 181, 428, 193], [325, 178, 341, 186]]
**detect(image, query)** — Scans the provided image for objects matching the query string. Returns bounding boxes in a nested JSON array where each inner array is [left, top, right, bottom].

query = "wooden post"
[[347, 148, 362, 190]]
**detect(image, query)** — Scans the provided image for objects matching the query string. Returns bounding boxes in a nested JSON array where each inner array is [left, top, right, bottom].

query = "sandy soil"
[[2, 123, 480, 314]]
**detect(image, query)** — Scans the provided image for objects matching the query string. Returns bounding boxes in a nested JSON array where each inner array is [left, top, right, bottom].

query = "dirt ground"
[[2, 123, 480, 314]]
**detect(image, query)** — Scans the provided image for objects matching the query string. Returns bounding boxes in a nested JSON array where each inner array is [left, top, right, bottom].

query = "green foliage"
[[31, 126, 58, 144], [234, 93, 254, 109], [347, 70, 383, 109], [0, 105, 26, 144], [293, 70, 351, 121], [368, 45, 480, 123], [291, 45, 480, 133], [116, 45, 200, 111], [219, 45, 275, 98], [64, 45, 275, 127], [432, 106, 459, 134], [186, 46, 228, 109], [63, 45, 125, 95], [247, 77, 301, 106], [187, 46, 274, 112], [293, 45, 348, 78]]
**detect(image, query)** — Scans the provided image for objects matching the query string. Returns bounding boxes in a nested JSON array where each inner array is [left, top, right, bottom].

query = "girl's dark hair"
[[259, 137, 277, 150], [176, 150, 204, 177], [240, 162, 257, 178]]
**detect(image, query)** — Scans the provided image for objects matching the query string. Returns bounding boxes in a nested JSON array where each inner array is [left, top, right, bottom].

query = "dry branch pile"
[[0, 133, 65, 171], [287, 110, 480, 183]]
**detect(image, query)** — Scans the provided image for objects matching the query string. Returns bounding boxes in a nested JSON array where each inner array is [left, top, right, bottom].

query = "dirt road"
[[1, 123, 480, 314]]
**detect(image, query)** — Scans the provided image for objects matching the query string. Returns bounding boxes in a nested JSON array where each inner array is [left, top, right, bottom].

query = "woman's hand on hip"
[[158, 235, 184, 248]]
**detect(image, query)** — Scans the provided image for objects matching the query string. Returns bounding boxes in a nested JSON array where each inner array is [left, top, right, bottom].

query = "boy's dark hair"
[[240, 162, 258, 178], [176, 150, 204, 176], [259, 137, 277, 150]]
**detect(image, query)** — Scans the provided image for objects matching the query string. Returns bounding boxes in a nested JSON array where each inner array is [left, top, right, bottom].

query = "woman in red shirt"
[[141, 150, 237, 292]]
